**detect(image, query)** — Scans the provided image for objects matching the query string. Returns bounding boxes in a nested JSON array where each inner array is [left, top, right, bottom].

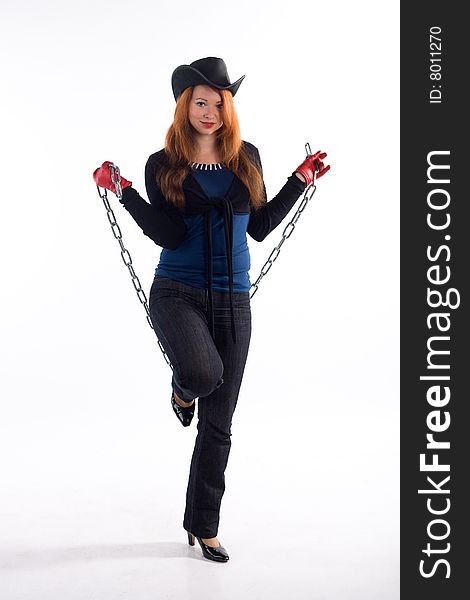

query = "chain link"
[[96, 142, 317, 370], [249, 181, 317, 299], [96, 177, 155, 332]]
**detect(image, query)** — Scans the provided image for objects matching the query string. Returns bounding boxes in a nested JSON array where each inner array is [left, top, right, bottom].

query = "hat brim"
[[172, 65, 245, 101]]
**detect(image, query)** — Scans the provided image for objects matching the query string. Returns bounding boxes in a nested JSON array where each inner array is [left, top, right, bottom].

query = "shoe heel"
[[187, 530, 195, 546]]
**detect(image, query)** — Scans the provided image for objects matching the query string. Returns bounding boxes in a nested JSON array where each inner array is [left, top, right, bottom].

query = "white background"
[[0, 1, 399, 598]]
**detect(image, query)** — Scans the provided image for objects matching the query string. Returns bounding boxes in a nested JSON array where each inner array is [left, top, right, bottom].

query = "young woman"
[[93, 56, 330, 563]]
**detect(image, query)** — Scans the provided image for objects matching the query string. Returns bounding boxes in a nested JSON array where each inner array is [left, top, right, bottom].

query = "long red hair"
[[156, 86, 265, 211]]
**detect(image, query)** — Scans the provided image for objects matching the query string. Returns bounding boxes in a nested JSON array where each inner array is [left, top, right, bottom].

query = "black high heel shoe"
[[171, 390, 195, 427], [186, 530, 229, 562]]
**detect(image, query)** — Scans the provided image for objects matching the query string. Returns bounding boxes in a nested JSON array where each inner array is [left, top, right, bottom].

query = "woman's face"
[[188, 84, 224, 137]]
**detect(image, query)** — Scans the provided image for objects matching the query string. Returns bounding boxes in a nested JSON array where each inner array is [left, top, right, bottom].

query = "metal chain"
[[96, 167, 172, 367], [95, 142, 318, 370], [250, 143, 317, 298]]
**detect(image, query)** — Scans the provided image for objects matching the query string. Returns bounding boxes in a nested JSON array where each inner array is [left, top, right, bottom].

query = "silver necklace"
[[189, 161, 223, 171]]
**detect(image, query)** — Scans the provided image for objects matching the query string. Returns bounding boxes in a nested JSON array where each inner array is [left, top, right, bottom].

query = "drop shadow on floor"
[[0, 542, 210, 569]]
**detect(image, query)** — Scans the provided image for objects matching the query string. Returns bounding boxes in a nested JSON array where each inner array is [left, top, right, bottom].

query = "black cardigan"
[[119, 140, 306, 343]]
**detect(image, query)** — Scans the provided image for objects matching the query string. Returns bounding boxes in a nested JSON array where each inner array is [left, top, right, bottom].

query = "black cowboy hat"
[[171, 56, 245, 102]]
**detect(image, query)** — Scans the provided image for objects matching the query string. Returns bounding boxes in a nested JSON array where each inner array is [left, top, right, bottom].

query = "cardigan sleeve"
[[118, 153, 187, 250], [246, 145, 307, 243]]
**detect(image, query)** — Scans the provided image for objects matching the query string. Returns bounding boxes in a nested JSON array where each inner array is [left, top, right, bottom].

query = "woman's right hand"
[[93, 161, 132, 194]]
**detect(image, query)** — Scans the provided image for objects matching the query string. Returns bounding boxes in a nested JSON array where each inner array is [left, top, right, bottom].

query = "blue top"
[[154, 161, 252, 292]]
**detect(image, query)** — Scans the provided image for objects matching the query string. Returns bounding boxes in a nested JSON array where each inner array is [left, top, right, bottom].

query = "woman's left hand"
[[295, 150, 330, 186]]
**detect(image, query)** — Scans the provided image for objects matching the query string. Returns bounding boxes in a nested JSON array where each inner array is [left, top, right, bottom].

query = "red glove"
[[93, 161, 132, 194], [295, 150, 330, 186]]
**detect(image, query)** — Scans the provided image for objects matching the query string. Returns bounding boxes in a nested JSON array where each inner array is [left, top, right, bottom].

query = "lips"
[[201, 122, 215, 128]]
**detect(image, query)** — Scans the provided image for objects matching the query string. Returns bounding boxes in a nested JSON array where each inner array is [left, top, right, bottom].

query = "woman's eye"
[[196, 101, 223, 109]]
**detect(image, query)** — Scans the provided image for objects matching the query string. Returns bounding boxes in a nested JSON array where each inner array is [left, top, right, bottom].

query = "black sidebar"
[[401, 3, 468, 599]]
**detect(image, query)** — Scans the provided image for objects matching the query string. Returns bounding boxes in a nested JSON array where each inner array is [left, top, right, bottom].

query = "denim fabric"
[[148, 276, 252, 538]]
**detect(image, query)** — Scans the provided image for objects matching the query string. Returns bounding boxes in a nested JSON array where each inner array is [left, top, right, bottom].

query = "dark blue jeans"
[[148, 276, 252, 538]]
